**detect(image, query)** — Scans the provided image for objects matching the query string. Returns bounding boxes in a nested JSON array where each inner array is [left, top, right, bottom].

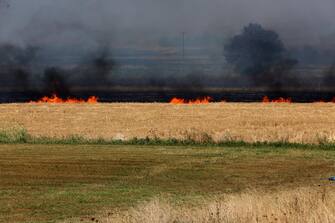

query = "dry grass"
[[0, 103, 335, 144], [101, 186, 335, 223]]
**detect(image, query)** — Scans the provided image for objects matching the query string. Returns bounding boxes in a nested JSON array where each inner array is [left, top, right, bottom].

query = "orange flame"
[[30, 94, 98, 104], [262, 96, 292, 103], [170, 96, 213, 104]]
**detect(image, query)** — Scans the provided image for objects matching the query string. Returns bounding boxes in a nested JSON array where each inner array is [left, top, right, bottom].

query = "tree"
[[224, 24, 297, 88]]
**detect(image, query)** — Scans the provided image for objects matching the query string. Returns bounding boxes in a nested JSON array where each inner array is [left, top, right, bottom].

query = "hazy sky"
[[1, 0, 335, 48]]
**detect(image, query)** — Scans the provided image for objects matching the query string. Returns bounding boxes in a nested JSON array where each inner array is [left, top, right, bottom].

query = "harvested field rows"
[[1, 103, 335, 144]]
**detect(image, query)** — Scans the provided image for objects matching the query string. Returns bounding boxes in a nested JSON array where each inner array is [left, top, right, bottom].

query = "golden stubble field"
[[105, 187, 335, 223], [1, 103, 335, 143]]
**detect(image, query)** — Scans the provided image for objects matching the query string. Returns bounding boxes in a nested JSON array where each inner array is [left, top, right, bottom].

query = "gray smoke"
[[1, 0, 335, 47], [0, 0, 335, 99], [0, 43, 116, 96]]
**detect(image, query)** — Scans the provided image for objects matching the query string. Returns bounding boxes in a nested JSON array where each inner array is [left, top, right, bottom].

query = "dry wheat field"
[[0, 103, 335, 143], [103, 186, 335, 223]]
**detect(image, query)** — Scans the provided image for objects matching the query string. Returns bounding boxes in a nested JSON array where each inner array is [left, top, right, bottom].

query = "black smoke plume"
[[0, 43, 116, 98], [42, 67, 70, 97], [323, 64, 335, 88], [0, 44, 38, 90], [86, 49, 115, 86]]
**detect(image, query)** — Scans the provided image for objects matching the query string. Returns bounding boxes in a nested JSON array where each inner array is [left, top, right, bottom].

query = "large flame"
[[31, 94, 98, 104], [170, 96, 213, 104], [262, 96, 292, 103]]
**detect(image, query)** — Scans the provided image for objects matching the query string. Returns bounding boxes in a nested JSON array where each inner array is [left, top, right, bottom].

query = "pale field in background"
[[1, 103, 335, 143]]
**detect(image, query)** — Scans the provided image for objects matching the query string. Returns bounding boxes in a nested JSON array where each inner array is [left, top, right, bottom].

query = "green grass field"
[[1, 144, 335, 222]]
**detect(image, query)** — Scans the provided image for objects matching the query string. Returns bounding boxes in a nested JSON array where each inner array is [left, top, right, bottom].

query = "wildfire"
[[28, 95, 335, 104], [170, 96, 213, 104], [30, 94, 98, 104], [262, 96, 292, 103]]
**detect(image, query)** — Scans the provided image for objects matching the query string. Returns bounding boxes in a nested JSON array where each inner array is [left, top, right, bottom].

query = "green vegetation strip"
[[1, 128, 335, 150]]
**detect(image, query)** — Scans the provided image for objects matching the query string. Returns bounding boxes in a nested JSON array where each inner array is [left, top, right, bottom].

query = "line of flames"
[[170, 96, 335, 104], [169, 96, 293, 104], [30, 94, 98, 104], [262, 96, 292, 103], [29, 95, 335, 104], [170, 96, 214, 104]]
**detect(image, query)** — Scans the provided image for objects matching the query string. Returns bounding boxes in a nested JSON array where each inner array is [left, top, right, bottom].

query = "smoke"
[[323, 64, 335, 88], [42, 67, 70, 97], [88, 49, 115, 86], [0, 0, 9, 9], [38, 47, 116, 97], [0, 43, 116, 97], [0, 44, 37, 66], [1, 0, 335, 47], [0, 44, 38, 91], [0, 0, 335, 102]]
